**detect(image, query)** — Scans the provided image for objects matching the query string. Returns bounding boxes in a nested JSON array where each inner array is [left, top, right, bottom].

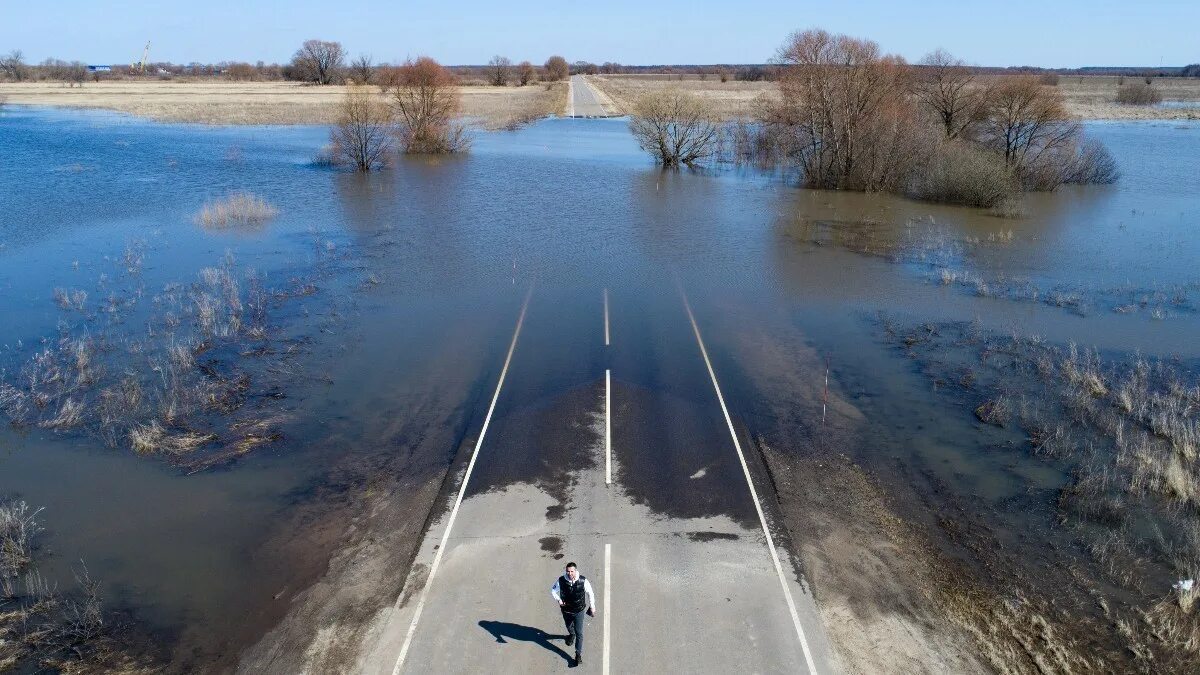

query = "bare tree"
[[488, 56, 512, 86], [289, 39, 345, 85], [1, 50, 29, 82], [329, 86, 394, 171], [914, 48, 983, 139], [225, 62, 257, 81], [1115, 82, 1162, 105], [349, 54, 375, 85], [629, 90, 721, 167], [764, 28, 917, 191], [573, 61, 598, 75], [518, 61, 536, 86], [388, 57, 468, 154], [544, 56, 569, 82], [978, 76, 1079, 182]]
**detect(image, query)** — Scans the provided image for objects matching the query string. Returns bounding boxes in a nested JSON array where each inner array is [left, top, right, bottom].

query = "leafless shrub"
[[194, 192, 279, 228], [488, 55, 512, 86], [1, 50, 30, 82], [914, 49, 985, 139], [328, 85, 394, 171], [763, 29, 924, 191], [1059, 139, 1119, 185], [55, 564, 106, 652], [1, 500, 43, 596], [387, 57, 469, 154], [629, 89, 721, 167], [288, 39, 345, 85], [224, 62, 257, 81], [977, 76, 1080, 187], [910, 140, 1017, 208], [518, 60, 536, 86], [544, 56, 569, 82], [1039, 73, 1060, 86], [1116, 82, 1163, 105], [348, 54, 375, 85]]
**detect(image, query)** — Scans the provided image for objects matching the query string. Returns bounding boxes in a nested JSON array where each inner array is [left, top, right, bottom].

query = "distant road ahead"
[[568, 75, 615, 117]]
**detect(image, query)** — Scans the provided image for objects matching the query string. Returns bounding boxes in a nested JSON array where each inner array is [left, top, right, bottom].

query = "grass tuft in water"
[[193, 192, 278, 228]]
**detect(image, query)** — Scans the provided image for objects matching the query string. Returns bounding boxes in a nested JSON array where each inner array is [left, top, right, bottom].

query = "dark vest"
[[559, 575, 587, 613]]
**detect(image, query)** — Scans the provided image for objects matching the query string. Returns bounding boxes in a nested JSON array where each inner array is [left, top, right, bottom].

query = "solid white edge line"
[[603, 543, 611, 675], [603, 288, 610, 346], [680, 288, 819, 675], [605, 369, 612, 485], [391, 286, 533, 675]]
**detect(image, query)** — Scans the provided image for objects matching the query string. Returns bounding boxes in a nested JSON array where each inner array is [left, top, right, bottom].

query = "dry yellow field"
[[3, 76, 1197, 125], [0, 80, 568, 128], [1052, 75, 1200, 119], [590, 75, 775, 119], [591, 74, 1200, 121]]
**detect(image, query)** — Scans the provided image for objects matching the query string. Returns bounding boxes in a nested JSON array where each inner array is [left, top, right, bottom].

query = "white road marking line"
[[567, 77, 576, 118], [603, 542, 612, 675], [603, 288, 610, 346], [605, 369, 612, 485], [679, 288, 820, 675], [391, 287, 533, 675]]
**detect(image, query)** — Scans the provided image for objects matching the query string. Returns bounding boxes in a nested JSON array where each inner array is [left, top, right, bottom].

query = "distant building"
[[87, 65, 112, 72]]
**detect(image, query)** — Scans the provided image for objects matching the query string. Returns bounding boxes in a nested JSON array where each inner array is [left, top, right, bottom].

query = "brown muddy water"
[[1, 106, 1199, 671]]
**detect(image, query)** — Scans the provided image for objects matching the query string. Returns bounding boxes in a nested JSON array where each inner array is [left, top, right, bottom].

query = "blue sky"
[[2, 0, 1197, 68]]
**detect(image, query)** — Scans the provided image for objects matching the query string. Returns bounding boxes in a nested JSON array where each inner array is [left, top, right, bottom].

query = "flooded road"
[[1, 105, 1199, 671]]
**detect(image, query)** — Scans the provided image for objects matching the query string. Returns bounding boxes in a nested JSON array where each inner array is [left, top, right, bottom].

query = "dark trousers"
[[561, 608, 586, 653]]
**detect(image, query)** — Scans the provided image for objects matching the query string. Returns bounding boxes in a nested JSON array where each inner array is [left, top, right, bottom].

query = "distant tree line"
[[0, 42, 576, 86], [3, 41, 1198, 85]]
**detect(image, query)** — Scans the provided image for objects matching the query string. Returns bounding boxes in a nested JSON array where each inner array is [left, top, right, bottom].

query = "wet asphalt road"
[[360, 282, 834, 673]]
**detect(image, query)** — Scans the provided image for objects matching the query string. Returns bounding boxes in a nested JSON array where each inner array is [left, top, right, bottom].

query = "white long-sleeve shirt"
[[550, 575, 595, 609]]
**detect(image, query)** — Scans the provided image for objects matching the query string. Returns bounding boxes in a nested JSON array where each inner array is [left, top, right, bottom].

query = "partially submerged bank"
[[0, 80, 568, 130], [701, 296, 1198, 673]]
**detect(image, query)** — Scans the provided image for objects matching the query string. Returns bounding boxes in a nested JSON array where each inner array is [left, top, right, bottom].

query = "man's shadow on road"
[[478, 620, 574, 666]]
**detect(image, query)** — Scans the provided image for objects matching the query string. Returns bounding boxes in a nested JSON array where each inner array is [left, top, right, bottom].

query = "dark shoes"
[[565, 634, 575, 647], [575, 652, 583, 666]]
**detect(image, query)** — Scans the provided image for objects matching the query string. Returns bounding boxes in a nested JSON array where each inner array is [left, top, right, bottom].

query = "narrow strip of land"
[[359, 283, 834, 673], [568, 75, 616, 117]]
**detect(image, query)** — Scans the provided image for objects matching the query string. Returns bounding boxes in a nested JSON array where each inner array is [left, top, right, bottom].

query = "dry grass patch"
[[194, 192, 278, 228], [0, 80, 573, 128], [591, 74, 775, 119]]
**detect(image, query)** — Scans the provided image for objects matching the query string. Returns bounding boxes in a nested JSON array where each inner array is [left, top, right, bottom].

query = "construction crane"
[[132, 41, 150, 75]]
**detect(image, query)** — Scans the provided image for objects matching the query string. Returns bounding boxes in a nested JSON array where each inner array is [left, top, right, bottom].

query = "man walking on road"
[[550, 562, 596, 667]]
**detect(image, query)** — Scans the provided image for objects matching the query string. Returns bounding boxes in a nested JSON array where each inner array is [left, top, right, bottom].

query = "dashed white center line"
[[679, 285, 819, 675], [390, 286, 533, 675], [603, 542, 611, 675], [603, 288, 610, 346], [605, 369, 612, 485]]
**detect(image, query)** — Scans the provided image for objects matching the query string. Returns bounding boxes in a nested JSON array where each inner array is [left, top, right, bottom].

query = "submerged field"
[[0, 80, 568, 128], [1, 104, 1199, 672]]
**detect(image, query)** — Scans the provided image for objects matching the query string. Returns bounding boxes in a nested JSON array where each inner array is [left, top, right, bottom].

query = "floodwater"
[[2, 104, 1199, 667]]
